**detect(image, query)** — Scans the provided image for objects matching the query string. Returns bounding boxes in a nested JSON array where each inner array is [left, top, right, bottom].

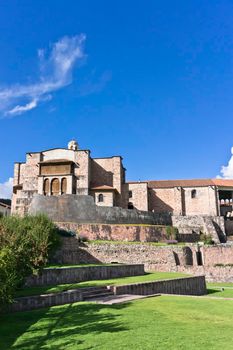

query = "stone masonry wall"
[[53, 239, 233, 282], [56, 222, 169, 242], [111, 276, 206, 296], [29, 194, 171, 225], [149, 188, 183, 215], [128, 182, 149, 211], [183, 186, 218, 216], [25, 264, 145, 287]]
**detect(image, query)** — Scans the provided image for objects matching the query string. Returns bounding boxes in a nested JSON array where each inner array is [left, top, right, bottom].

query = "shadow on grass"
[[0, 301, 130, 350], [207, 288, 223, 295]]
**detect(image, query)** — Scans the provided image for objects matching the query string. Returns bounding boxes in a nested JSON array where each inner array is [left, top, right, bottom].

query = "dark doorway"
[[128, 202, 134, 209]]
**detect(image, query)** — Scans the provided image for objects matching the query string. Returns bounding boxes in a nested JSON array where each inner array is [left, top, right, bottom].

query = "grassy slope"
[[1, 296, 233, 350], [15, 272, 188, 297]]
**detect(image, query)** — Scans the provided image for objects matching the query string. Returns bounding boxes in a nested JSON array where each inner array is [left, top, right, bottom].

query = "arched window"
[[43, 178, 49, 196], [191, 189, 197, 199], [98, 194, 104, 202], [51, 178, 59, 196], [128, 202, 134, 209], [61, 178, 67, 195], [128, 190, 132, 198]]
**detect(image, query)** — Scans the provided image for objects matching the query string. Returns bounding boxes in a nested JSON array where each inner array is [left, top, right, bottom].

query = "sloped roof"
[[148, 179, 233, 189], [0, 201, 11, 209]]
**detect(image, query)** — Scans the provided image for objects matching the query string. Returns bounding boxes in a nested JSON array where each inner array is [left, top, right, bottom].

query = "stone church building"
[[12, 140, 233, 220]]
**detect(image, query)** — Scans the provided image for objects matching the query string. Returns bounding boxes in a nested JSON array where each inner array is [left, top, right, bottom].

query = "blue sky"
[[1, 0, 233, 197]]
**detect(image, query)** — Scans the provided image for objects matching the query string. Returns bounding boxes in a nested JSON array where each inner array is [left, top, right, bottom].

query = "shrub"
[[165, 226, 178, 240], [77, 234, 89, 243], [0, 214, 60, 310], [199, 232, 214, 245], [57, 228, 76, 237]]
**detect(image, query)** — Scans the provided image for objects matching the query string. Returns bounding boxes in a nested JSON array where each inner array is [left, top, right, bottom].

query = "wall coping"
[[109, 275, 205, 288]]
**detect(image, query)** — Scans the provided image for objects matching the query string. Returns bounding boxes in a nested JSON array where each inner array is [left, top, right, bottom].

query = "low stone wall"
[[173, 266, 233, 283], [11, 289, 83, 312], [56, 222, 169, 242], [25, 264, 145, 287], [111, 276, 206, 296]]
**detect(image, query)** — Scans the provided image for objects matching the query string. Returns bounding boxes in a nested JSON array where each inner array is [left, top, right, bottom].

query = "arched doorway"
[[51, 178, 59, 196], [61, 178, 67, 195], [43, 178, 49, 196]]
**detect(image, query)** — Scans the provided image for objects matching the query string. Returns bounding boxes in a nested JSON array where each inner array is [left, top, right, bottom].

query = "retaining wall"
[[25, 264, 145, 287], [52, 239, 233, 282], [111, 275, 206, 296], [174, 266, 233, 283], [56, 222, 169, 242], [172, 215, 226, 243], [29, 194, 171, 225], [11, 289, 83, 312]]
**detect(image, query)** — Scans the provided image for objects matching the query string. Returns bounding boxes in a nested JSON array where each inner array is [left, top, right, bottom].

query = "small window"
[[191, 189, 197, 199], [128, 190, 132, 198], [98, 194, 104, 202]]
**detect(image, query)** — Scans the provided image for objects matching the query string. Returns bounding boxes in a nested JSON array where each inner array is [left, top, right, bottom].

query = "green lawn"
[[207, 282, 233, 298], [44, 263, 122, 269], [1, 296, 233, 349], [89, 240, 186, 246], [15, 272, 188, 298]]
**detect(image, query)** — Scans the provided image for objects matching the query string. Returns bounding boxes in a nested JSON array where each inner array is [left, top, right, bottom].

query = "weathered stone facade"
[[11, 140, 233, 242], [12, 141, 127, 215]]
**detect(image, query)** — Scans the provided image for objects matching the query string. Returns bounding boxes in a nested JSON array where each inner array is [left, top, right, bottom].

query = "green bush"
[[199, 232, 214, 245], [165, 226, 178, 240], [0, 214, 60, 310]]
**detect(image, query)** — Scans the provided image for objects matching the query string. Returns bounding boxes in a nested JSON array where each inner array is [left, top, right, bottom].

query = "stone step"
[[83, 291, 114, 301], [11, 286, 114, 312]]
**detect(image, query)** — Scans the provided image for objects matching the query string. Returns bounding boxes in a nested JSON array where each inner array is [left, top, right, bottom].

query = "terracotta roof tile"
[[147, 178, 233, 188]]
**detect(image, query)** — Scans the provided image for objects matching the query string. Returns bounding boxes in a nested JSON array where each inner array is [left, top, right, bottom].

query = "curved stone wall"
[[29, 194, 171, 225]]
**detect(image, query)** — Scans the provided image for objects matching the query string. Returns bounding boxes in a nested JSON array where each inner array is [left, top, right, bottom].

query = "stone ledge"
[[25, 264, 145, 287], [110, 276, 207, 296]]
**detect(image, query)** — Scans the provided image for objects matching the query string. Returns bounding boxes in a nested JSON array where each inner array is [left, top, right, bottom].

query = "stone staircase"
[[81, 286, 114, 301], [11, 285, 115, 312]]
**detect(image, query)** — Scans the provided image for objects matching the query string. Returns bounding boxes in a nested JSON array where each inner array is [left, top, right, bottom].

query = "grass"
[[207, 282, 233, 298], [1, 296, 233, 349], [89, 240, 186, 246], [15, 271, 188, 298], [44, 263, 122, 269]]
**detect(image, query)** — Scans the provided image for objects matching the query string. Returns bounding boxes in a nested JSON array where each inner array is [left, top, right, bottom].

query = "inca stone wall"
[[29, 194, 171, 225], [56, 222, 169, 242]]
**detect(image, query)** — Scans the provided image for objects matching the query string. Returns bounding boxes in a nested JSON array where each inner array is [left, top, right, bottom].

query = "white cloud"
[[7, 99, 38, 116], [0, 177, 13, 198], [219, 147, 233, 178], [0, 34, 86, 116]]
